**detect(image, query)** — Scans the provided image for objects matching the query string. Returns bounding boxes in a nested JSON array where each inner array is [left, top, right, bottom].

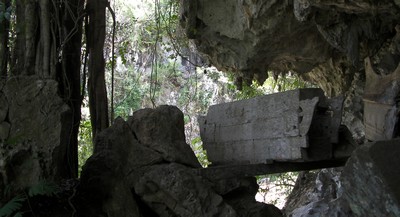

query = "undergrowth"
[[0, 181, 59, 217]]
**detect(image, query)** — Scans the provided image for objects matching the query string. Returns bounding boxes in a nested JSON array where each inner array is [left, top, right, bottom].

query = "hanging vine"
[[149, 0, 162, 107], [107, 1, 116, 121]]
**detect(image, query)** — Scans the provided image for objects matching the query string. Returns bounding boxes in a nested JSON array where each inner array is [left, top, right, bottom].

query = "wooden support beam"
[[195, 158, 348, 180]]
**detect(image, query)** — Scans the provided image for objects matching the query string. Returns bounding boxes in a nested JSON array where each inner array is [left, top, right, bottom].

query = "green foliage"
[[227, 71, 315, 102], [78, 119, 93, 175], [0, 194, 25, 217], [28, 181, 59, 197], [266, 72, 314, 92], [0, 2, 12, 24], [113, 70, 145, 118], [3, 134, 23, 147], [256, 172, 298, 206], [230, 81, 265, 100], [191, 137, 210, 167]]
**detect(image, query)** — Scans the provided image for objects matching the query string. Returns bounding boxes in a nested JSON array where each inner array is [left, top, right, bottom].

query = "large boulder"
[[127, 105, 201, 168], [79, 117, 162, 216]]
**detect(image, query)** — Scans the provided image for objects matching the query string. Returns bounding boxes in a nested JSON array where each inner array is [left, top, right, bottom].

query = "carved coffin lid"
[[199, 88, 343, 165]]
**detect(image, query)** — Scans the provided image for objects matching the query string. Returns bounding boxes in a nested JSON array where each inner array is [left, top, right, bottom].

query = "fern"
[[12, 213, 23, 217], [28, 181, 59, 197], [0, 194, 26, 217], [0, 181, 59, 217]]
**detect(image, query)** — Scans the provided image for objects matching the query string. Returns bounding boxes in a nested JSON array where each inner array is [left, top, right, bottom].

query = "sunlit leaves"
[[78, 120, 93, 176]]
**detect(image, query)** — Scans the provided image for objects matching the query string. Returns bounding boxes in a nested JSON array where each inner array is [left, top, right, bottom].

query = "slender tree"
[[60, 0, 86, 178], [86, 0, 109, 141]]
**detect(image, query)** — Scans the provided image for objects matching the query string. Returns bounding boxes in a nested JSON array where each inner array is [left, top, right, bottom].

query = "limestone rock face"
[[181, 0, 332, 83], [0, 77, 71, 192], [181, 0, 400, 96]]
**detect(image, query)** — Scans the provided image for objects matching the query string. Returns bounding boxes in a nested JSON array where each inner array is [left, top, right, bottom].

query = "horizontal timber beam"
[[195, 158, 348, 180]]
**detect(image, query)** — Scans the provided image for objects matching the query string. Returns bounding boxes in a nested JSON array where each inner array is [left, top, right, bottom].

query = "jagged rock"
[[135, 163, 237, 217], [301, 57, 354, 97], [127, 105, 201, 168], [181, 0, 399, 87], [327, 139, 400, 216], [0, 121, 10, 140], [340, 72, 365, 143], [0, 77, 71, 192], [0, 92, 7, 122], [181, 0, 332, 84], [285, 139, 400, 217], [283, 169, 342, 217], [212, 177, 283, 217]]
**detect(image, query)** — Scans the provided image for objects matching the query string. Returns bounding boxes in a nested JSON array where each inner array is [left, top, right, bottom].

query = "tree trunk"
[[86, 0, 109, 141], [24, 0, 37, 75], [0, 0, 10, 78], [60, 0, 85, 178], [38, 0, 51, 77], [11, 0, 25, 75]]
